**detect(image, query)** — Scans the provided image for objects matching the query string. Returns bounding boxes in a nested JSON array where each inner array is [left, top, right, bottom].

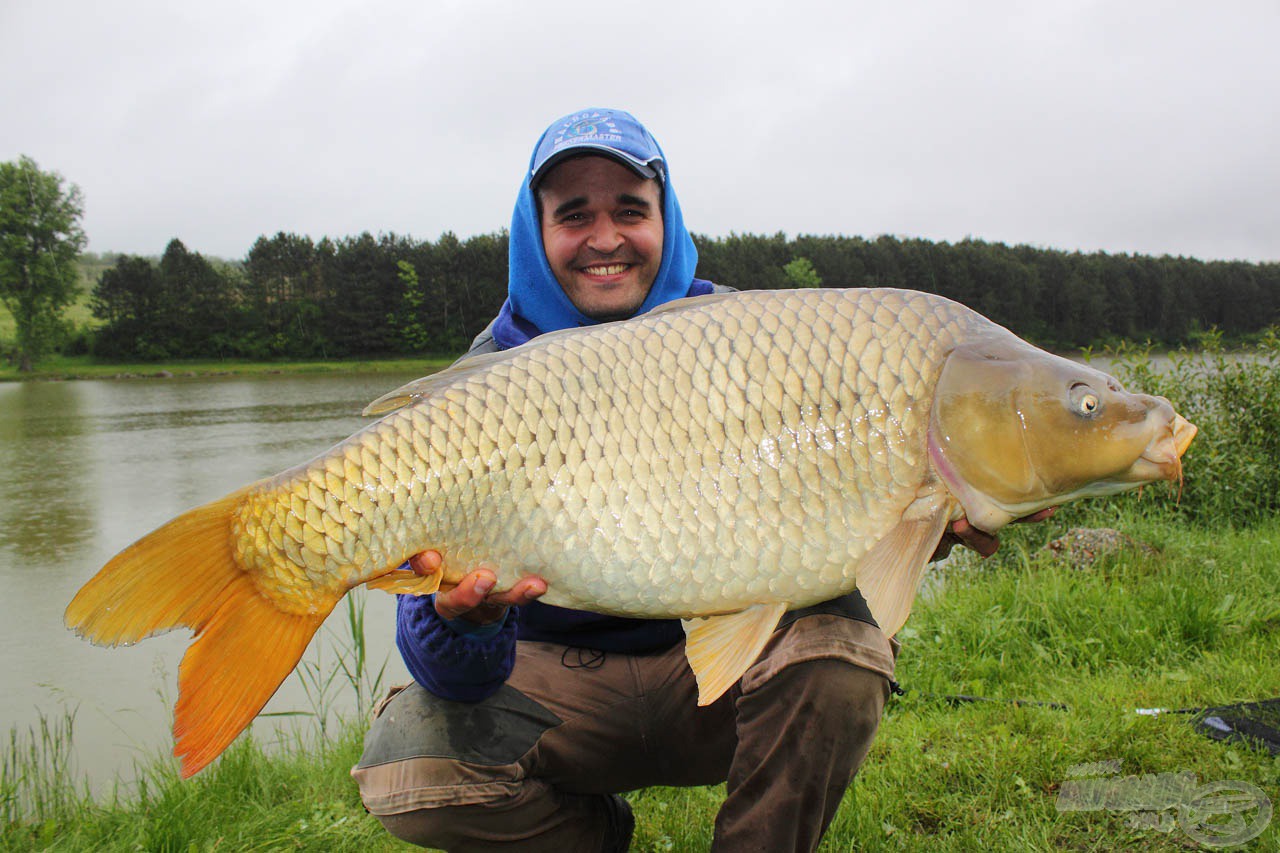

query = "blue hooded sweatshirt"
[[396, 110, 717, 701]]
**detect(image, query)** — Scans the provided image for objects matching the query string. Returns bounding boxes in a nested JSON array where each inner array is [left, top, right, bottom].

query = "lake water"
[[0, 372, 430, 790]]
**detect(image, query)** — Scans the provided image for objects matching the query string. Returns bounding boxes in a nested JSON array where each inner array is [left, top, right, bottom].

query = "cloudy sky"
[[4, 0, 1277, 263]]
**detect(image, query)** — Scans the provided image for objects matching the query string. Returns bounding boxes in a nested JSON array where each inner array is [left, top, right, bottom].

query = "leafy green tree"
[[0, 156, 87, 370], [782, 256, 822, 289], [389, 260, 431, 352]]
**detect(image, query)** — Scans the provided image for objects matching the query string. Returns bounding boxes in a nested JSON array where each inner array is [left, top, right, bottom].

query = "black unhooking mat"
[[1190, 699, 1280, 756]]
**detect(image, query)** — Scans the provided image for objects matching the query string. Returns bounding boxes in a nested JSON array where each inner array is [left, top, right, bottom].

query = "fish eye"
[[1069, 383, 1102, 418]]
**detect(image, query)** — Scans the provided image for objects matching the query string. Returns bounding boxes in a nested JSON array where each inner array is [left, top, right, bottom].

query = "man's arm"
[[394, 554, 546, 703]]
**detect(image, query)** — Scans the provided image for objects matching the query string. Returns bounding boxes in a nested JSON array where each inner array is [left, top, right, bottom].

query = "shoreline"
[[0, 355, 456, 383]]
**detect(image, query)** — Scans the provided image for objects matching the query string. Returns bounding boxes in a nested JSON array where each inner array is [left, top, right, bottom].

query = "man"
[[352, 108, 1022, 851]]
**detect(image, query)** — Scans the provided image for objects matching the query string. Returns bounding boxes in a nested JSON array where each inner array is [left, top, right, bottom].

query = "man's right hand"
[[408, 550, 547, 625]]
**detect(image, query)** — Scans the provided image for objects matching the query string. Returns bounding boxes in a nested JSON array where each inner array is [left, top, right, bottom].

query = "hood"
[[494, 110, 702, 349]]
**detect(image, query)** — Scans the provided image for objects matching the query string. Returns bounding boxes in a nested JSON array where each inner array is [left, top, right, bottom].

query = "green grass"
[[2, 726, 397, 852], [633, 519, 1280, 851], [0, 302, 96, 343], [0, 260, 99, 343], [5, 519, 1277, 851]]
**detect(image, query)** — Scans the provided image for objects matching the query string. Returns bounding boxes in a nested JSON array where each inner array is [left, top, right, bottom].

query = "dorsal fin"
[[641, 291, 739, 317], [363, 350, 523, 416]]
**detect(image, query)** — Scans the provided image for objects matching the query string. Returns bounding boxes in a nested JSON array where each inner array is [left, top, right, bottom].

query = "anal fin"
[[363, 568, 442, 596], [857, 507, 950, 638], [681, 603, 787, 706]]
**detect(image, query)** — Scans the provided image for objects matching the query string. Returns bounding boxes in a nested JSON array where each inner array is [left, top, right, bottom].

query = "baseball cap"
[[530, 109, 666, 187]]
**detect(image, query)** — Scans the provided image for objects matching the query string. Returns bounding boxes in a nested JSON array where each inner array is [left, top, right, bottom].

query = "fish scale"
[[228, 288, 971, 620]]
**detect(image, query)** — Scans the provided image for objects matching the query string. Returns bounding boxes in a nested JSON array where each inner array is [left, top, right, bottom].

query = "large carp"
[[66, 288, 1195, 777]]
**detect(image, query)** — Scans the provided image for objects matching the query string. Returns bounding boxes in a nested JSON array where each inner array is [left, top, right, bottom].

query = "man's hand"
[[931, 507, 1057, 561], [408, 550, 547, 625]]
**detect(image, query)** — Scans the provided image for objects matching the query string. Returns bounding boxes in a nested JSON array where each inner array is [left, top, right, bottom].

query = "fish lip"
[[1136, 414, 1196, 483], [1133, 452, 1182, 483], [1172, 414, 1197, 456]]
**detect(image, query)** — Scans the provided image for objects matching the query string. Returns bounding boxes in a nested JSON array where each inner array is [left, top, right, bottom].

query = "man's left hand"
[[931, 507, 1057, 561]]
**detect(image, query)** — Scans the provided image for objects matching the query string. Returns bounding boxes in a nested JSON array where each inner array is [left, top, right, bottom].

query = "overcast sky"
[[3, 0, 1277, 264]]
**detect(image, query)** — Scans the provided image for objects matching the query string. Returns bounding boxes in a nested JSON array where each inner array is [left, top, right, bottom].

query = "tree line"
[[85, 230, 1280, 361], [90, 232, 507, 360], [5, 157, 1279, 368]]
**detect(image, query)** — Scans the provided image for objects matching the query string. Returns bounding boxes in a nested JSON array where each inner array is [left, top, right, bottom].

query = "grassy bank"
[[639, 518, 1280, 851], [5, 517, 1277, 851], [0, 354, 455, 383]]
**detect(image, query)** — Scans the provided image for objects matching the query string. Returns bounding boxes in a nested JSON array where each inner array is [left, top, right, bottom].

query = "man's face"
[[538, 155, 664, 321]]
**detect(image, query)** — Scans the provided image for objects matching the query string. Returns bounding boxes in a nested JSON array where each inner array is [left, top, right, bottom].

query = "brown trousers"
[[352, 614, 895, 852]]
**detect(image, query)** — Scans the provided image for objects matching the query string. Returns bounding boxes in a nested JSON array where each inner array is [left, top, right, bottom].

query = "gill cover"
[[929, 341, 1172, 532]]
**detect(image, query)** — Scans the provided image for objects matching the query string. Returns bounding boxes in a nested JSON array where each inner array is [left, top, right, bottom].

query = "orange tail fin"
[[64, 491, 336, 778]]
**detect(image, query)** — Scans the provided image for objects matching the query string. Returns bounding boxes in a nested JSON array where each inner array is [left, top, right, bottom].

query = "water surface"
[[0, 372, 426, 788]]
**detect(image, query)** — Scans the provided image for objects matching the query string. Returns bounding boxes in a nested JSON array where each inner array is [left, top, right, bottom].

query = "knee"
[[371, 791, 628, 851], [376, 806, 457, 849], [744, 658, 889, 759]]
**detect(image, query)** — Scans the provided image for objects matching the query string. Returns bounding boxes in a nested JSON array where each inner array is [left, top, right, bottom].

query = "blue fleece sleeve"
[[395, 591, 518, 703]]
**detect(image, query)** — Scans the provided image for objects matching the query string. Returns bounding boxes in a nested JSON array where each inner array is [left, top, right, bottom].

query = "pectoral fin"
[[857, 508, 950, 638], [363, 568, 442, 595], [681, 603, 787, 706]]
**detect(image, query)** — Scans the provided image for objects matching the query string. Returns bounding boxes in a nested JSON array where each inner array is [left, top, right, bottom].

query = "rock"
[[154, 370, 174, 378], [1041, 527, 1158, 568]]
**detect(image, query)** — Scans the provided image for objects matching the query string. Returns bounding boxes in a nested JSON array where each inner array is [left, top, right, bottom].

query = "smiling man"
[[352, 109, 989, 852], [538, 155, 664, 320]]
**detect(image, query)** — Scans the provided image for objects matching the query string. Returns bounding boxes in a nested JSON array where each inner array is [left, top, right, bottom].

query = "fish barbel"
[[65, 288, 1196, 777]]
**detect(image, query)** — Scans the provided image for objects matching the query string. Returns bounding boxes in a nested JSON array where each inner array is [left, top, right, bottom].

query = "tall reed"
[[262, 588, 390, 739], [1, 708, 86, 840]]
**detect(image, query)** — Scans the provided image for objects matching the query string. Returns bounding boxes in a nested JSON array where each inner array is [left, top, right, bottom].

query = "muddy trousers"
[[352, 614, 894, 852]]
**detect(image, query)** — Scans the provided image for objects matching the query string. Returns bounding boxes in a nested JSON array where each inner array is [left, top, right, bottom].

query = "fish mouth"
[[1135, 413, 1197, 484]]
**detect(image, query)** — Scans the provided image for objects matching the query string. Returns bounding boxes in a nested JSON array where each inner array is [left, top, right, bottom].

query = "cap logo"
[[552, 111, 623, 151]]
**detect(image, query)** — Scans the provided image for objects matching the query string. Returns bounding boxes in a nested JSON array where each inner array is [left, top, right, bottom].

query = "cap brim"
[[532, 145, 660, 187]]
